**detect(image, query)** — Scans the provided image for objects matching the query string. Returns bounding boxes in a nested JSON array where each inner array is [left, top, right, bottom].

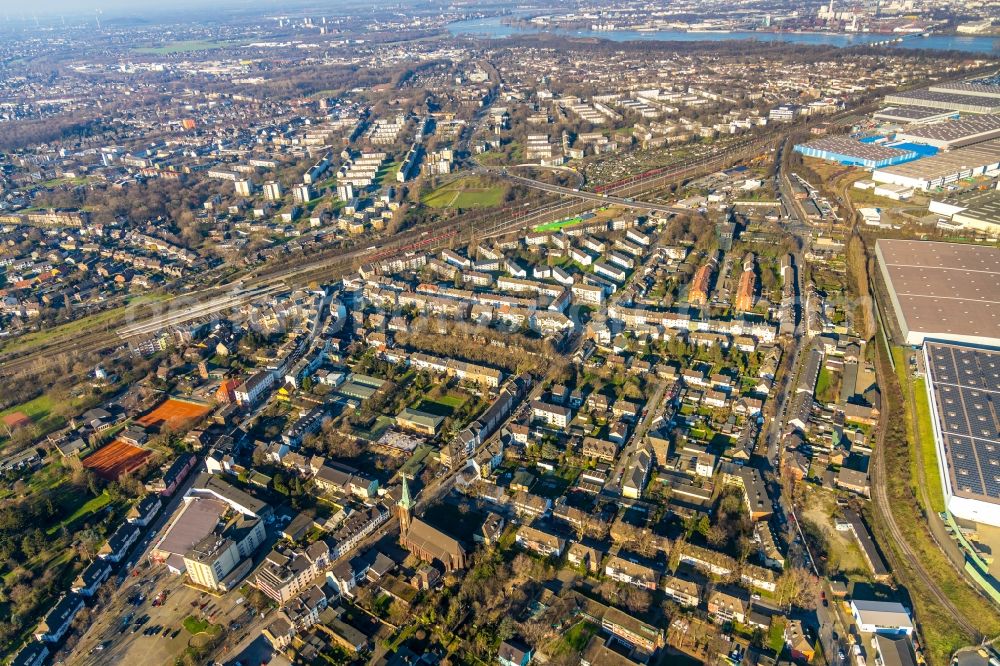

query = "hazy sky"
[[4, 0, 373, 18]]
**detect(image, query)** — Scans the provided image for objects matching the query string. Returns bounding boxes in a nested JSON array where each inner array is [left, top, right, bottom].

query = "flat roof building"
[[892, 113, 1000, 149], [152, 496, 229, 572], [794, 135, 919, 168], [186, 472, 269, 517], [928, 75, 1000, 100], [923, 341, 1000, 527], [842, 508, 891, 580], [875, 239, 1000, 347], [883, 89, 1000, 114], [873, 106, 958, 125], [850, 599, 913, 636], [872, 139, 1000, 191], [930, 190, 1000, 237], [183, 514, 265, 591]]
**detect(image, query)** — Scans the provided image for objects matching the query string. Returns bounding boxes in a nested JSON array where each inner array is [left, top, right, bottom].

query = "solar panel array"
[[926, 342, 1000, 502]]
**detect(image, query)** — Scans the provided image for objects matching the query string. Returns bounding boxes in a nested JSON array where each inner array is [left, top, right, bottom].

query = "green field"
[[534, 215, 585, 233], [548, 621, 598, 656], [815, 366, 834, 400], [39, 176, 91, 187], [913, 377, 945, 514], [376, 161, 401, 186], [422, 178, 505, 209], [412, 392, 466, 418], [0, 394, 58, 450], [134, 40, 241, 55], [412, 400, 453, 418], [436, 394, 465, 408], [0, 394, 54, 424], [183, 616, 210, 634], [0, 305, 126, 355], [46, 492, 112, 536]]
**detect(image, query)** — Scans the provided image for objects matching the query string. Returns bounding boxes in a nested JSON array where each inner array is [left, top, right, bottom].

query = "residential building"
[[98, 523, 141, 562], [183, 514, 266, 591], [531, 400, 572, 428], [605, 555, 660, 590], [72, 559, 112, 597], [708, 586, 750, 624], [515, 525, 566, 557], [10, 642, 49, 666], [34, 594, 84, 643], [498, 638, 534, 666], [662, 574, 701, 607], [127, 494, 162, 526]]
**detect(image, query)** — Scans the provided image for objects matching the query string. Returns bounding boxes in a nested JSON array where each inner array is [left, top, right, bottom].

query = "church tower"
[[398, 473, 414, 534]]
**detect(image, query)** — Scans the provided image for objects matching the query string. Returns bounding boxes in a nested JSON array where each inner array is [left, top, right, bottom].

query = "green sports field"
[[534, 216, 585, 233], [422, 178, 505, 209]]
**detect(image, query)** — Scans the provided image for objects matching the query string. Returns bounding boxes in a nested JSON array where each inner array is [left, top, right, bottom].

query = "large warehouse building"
[[794, 135, 919, 168], [929, 190, 1000, 237], [875, 239, 1000, 347], [882, 89, 1000, 114], [873, 106, 958, 125], [892, 113, 1000, 150], [923, 341, 1000, 528], [928, 75, 1000, 100], [871, 139, 1000, 190]]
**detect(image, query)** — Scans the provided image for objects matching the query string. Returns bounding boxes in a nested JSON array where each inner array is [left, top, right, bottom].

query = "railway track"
[[0, 194, 582, 378], [0, 131, 793, 379], [869, 332, 983, 642]]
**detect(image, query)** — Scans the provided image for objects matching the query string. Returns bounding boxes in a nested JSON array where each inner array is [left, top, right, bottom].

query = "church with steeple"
[[397, 472, 414, 533], [397, 474, 467, 572]]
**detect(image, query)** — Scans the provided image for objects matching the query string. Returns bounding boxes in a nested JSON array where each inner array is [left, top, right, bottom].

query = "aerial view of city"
[[0, 1, 998, 665]]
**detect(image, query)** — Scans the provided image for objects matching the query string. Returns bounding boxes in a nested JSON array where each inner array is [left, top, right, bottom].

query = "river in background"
[[447, 15, 1000, 54]]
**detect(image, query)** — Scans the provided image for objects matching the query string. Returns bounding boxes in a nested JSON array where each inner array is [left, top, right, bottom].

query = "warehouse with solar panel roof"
[[875, 238, 1000, 528]]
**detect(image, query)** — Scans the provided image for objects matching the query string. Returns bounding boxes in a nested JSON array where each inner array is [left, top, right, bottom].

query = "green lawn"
[[815, 366, 835, 401], [413, 393, 466, 417], [183, 616, 210, 634], [534, 215, 585, 233], [411, 399, 454, 417], [0, 305, 127, 355], [436, 393, 466, 409], [422, 178, 505, 209], [40, 176, 91, 187], [0, 393, 61, 451], [375, 161, 401, 186], [0, 393, 53, 423], [768, 617, 786, 653], [46, 492, 112, 536], [913, 377, 945, 513], [549, 621, 599, 655]]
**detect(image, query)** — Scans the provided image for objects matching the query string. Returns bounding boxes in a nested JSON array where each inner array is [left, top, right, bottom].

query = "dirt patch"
[[799, 486, 869, 577]]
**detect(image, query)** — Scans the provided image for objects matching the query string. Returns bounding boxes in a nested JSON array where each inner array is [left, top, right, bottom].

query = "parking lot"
[[69, 564, 259, 666]]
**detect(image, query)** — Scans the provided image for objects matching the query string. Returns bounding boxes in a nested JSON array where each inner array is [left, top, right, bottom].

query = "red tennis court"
[[82, 439, 152, 481]]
